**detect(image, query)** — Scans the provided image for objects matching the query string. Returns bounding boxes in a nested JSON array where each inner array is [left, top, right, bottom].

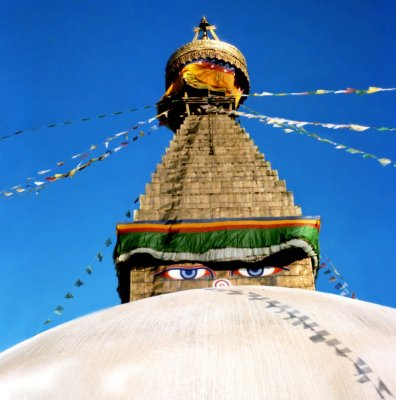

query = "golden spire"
[[192, 16, 219, 41]]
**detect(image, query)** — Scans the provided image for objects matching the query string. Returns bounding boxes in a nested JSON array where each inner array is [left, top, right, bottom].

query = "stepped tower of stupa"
[[114, 17, 320, 302]]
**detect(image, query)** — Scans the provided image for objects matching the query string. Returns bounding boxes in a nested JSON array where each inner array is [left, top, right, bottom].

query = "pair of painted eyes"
[[156, 267, 285, 280]]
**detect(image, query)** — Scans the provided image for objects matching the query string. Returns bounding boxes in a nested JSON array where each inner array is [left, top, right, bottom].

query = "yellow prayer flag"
[[377, 158, 392, 166], [366, 87, 382, 94], [349, 124, 370, 132]]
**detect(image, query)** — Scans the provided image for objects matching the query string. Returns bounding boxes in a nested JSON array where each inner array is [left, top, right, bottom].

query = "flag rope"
[[1, 111, 169, 198], [240, 105, 396, 133], [236, 108, 395, 169], [41, 204, 136, 329], [0, 104, 155, 142], [319, 256, 356, 299], [245, 86, 396, 97]]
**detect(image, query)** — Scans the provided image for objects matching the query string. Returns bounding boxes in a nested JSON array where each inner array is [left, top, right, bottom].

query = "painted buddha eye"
[[155, 266, 214, 280], [233, 267, 286, 277]]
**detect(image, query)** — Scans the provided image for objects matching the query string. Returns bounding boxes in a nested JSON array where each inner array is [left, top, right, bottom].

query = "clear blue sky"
[[0, 0, 395, 352]]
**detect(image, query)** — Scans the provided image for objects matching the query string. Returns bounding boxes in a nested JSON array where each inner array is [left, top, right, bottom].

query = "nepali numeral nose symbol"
[[213, 279, 231, 287]]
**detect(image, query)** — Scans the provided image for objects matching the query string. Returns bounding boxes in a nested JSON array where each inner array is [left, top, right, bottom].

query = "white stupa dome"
[[0, 286, 395, 399]]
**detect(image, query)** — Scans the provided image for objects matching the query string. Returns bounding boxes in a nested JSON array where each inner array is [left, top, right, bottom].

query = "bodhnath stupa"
[[0, 18, 395, 400]]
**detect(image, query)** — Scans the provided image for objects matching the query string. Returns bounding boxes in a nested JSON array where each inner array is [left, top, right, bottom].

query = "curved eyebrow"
[[154, 265, 215, 278]]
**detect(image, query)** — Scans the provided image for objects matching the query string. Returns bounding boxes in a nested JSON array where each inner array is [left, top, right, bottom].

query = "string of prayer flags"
[[0, 103, 156, 142], [248, 86, 396, 98], [239, 106, 396, 133], [236, 108, 396, 170], [41, 203, 140, 328], [1, 111, 168, 199], [288, 126, 395, 169], [320, 256, 357, 299]]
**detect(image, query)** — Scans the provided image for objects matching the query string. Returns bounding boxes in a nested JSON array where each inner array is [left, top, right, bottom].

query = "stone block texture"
[[134, 114, 302, 221], [120, 113, 316, 302]]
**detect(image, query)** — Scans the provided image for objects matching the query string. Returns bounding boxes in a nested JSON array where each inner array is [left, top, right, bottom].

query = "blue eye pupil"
[[180, 269, 198, 279], [246, 268, 264, 277]]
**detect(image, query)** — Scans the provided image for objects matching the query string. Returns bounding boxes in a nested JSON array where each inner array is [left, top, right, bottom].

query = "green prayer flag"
[[346, 148, 360, 154], [144, 105, 151, 109], [75, 279, 84, 287], [105, 238, 112, 247], [86, 265, 93, 275], [44, 318, 52, 325], [97, 252, 104, 262], [65, 292, 74, 299]]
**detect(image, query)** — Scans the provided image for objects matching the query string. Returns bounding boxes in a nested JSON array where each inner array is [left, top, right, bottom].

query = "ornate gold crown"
[[165, 17, 250, 94]]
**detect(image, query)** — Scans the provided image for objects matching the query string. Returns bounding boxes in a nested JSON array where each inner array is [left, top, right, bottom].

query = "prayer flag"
[[349, 124, 370, 132], [366, 86, 382, 94], [377, 158, 392, 166], [54, 306, 64, 315], [334, 282, 343, 290], [75, 279, 84, 287], [105, 238, 112, 247], [65, 292, 74, 299], [97, 252, 104, 262]]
